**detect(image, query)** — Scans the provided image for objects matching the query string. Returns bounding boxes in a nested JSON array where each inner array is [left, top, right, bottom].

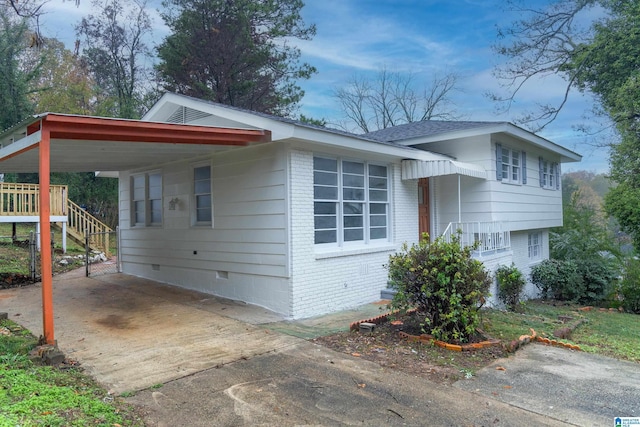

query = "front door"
[[418, 178, 430, 241]]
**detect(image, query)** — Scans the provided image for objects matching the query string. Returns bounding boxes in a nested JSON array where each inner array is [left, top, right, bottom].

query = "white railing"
[[441, 221, 510, 256]]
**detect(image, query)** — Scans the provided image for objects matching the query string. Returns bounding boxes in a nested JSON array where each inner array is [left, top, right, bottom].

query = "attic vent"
[[166, 106, 212, 124]]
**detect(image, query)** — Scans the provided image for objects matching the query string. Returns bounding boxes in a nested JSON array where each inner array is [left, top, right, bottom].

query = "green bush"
[[496, 264, 525, 311], [579, 256, 619, 303], [386, 234, 491, 343], [620, 258, 640, 313], [530, 259, 584, 302]]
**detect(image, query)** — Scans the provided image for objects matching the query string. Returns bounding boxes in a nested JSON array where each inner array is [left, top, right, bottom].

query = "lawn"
[[0, 223, 85, 277], [482, 301, 640, 362], [0, 319, 145, 426], [315, 299, 640, 384]]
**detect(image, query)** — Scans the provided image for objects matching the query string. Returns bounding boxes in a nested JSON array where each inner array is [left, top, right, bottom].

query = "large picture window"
[[313, 156, 389, 245], [131, 172, 162, 227]]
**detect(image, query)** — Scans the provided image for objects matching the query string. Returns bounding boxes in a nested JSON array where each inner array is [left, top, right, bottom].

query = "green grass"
[[0, 223, 86, 276], [0, 319, 144, 426], [482, 300, 640, 362]]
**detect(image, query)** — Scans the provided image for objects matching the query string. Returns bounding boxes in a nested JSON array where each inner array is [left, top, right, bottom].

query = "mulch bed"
[[312, 312, 506, 384]]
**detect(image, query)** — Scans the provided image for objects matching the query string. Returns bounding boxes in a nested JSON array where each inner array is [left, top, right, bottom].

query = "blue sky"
[[40, 0, 610, 173]]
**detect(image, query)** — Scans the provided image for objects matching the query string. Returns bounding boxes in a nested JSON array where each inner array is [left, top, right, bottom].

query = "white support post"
[[36, 222, 41, 251], [458, 175, 462, 223], [62, 222, 67, 253]]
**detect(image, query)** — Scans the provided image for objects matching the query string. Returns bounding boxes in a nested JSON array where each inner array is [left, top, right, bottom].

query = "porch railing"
[[0, 183, 67, 216], [442, 221, 511, 256]]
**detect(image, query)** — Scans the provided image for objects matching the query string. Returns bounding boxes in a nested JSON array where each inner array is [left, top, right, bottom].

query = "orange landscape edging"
[[351, 311, 583, 353]]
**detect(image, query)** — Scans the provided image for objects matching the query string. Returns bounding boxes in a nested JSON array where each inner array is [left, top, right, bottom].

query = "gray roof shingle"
[[362, 120, 508, 142]]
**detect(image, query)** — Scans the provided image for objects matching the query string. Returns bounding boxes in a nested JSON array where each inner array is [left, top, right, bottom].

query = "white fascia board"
[[0, 130, 41, 161], [398, 123, 582, 163]]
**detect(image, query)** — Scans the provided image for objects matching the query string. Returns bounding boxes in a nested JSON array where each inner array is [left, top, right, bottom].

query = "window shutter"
[[555, 163, 560, 190], [496, 143, 502, 181], [538, 157, 544, 187], [522, 151, 527, 184]]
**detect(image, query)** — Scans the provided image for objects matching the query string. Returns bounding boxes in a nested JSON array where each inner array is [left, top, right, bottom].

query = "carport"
[[0, 113, 271, 344]]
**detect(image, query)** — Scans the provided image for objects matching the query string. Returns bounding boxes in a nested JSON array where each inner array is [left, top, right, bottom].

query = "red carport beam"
[[38, 125, 55, 345]]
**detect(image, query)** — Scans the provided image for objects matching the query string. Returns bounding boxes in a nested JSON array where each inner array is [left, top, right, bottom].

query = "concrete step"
[[380, 288, 396, 300]]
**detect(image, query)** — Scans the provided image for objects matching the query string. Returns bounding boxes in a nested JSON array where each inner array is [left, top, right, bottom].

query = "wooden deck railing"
[[0, 183, 67, 216], [0, 182, 113, 254]]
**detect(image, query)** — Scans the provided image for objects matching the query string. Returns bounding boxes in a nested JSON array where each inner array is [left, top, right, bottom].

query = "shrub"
[[386, 234, 492, 343], [496, 264, 525, 311], [579, 256, 619, 303], [620, 257, 640, 313], [530, 259, 584, 302]]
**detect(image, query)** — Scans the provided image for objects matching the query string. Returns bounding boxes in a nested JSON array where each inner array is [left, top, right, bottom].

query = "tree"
[[156, 0, 316, 117], [0, 9, 36, 130], [334, 68, 461, 133], [496, 1, 640, 249], [22, 38, 97, 115], [76, 0, 153, 119], [492, 0, 602, 131]]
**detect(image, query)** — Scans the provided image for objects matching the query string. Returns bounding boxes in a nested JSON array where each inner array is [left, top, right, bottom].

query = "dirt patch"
[[312, 313, 506, 384]]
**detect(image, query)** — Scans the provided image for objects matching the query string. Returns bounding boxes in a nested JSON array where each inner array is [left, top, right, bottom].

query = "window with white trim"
[[496, 143, 525, 184], [313, 156, 389, 245], [502, 147, 521, 183], [528, 232, 542, 260], [193, 165, 212, 225], [539, 158, 559, 190], [131, 171, 162, 227]]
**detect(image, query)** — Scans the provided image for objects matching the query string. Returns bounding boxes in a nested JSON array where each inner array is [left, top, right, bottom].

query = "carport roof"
[[0, 113, 271, 173]]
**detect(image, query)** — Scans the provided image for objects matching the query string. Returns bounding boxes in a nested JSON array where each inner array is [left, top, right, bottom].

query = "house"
[[0, 92, 581, 323]]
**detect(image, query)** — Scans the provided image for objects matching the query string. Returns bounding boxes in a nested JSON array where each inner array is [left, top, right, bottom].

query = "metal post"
[[85, 230, 90, 277]]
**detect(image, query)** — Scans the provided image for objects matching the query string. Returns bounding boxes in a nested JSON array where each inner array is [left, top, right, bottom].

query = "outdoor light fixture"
[[168, 197, 180, 210]]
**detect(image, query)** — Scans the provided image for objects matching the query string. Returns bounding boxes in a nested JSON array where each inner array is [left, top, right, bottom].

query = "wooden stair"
[[1, 182, 113, 254]]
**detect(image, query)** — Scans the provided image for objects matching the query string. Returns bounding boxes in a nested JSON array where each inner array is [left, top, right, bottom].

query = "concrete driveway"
[[2, 270, 637, 425], [0, 270, 298, 393]]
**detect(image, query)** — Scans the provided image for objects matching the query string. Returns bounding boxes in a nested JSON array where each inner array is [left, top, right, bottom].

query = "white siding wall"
[[478, 229, 549, 308], [423, 134, 563, 233], [289, 149, 417, 319], [510, 229, 548, 299], [119, 142, 291, 315]]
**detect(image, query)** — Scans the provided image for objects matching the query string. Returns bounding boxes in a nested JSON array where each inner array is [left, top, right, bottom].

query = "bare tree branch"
[[334, 68, 462, 134], [491, 0, 603, 131]]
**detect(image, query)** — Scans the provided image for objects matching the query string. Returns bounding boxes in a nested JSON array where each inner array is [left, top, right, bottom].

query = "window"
[[194, 165, 212, 224], [131, 172, 162, 226], [313, 156, 389, 245], [528, 232, 542, 260], [496, 144, 526, 184], [539, 158, 559, 190]]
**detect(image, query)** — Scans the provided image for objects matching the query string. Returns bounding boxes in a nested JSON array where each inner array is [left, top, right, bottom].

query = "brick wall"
[[288, 149, 418, 319]]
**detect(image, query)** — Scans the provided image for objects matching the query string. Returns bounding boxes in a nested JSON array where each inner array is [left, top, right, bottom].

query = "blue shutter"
[[496, 143, 502, 181], [522, 151, 527, 184], [539, 157, 544, 187], [555, 163, 560, 190]]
